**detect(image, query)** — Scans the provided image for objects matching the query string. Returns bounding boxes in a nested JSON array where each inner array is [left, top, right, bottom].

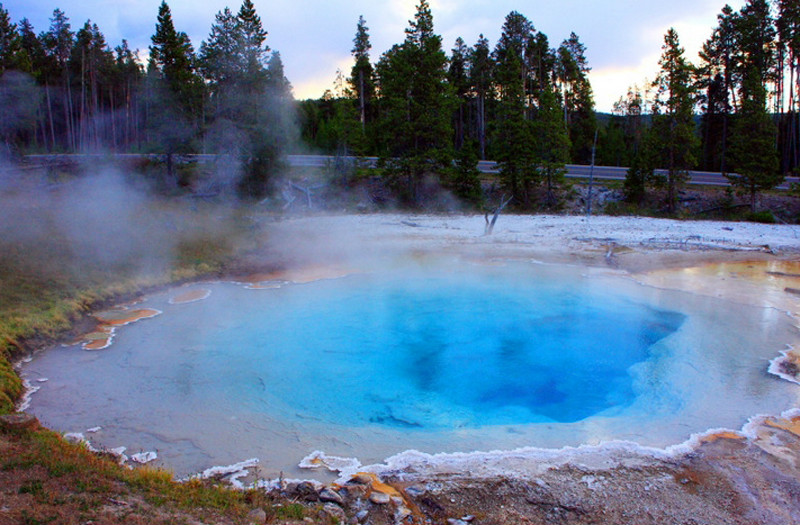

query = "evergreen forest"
[[1, 0, 799, 210]]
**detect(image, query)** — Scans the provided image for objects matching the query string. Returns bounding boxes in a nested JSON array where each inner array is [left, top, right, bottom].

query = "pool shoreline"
[[12, 213, 800, 524]]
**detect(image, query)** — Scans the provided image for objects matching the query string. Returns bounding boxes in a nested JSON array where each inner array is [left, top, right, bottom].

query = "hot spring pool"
[[22, 260, 800, 478]]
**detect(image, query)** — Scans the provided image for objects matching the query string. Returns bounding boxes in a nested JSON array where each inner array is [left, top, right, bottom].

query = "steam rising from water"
[[22, 260, 800, 480], [0, 159, 242, 282]]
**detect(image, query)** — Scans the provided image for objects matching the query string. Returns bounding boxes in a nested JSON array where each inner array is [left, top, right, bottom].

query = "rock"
[[246, 508, 267, 524], [350, 473, 373, 485], [447, 520, 469, 525], [369, 491, 391, 505], [63, 432, 87, 444], [319, 486, 344, 505], [341, 484, 367, 498], [405, 485, 425, 496], [0, 413, 39, 432], [356, 509, 369, 521], [395, 505, 412, 522], [130, 451, 157, 464], [294, 481, 319, 502], [322, 502, 346, 522]]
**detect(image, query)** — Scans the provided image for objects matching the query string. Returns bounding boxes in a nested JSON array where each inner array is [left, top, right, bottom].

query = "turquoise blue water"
[[22, 261, 798, 478], [208, 270, 683, 428]]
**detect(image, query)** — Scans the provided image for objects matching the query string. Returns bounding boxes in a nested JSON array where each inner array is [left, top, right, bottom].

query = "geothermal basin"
[[20, 232, 800, 481]]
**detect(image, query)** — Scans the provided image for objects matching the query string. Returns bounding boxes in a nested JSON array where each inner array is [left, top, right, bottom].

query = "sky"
[[3, 0, 748, 112]]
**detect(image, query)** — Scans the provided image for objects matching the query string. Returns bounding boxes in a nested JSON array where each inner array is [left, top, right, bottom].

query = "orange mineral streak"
[[785, 350, 800, 368], [80, 327, 115, 351], [698, 431, 746, 444], [94, 309, 161, 326], [640, 260, 800, 350], [241, 265, 354, 286], [641, 260, 800, 313], [352, 473, 425, 522], [169, 288, 211, 304], [74, 308, 161, 351], [353, 472, 403, 498], [764, 415, 800, 437]]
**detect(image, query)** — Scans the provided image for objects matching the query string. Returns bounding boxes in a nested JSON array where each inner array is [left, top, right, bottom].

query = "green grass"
[[19, 479, 45, 496], [271, 502, 306, 520], [4, 424, 280, 519]]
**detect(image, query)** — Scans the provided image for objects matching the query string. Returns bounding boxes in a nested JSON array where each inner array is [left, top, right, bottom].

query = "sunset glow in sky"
[[3, 0, 747, 111]]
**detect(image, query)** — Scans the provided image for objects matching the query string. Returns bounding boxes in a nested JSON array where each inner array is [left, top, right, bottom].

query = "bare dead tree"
[[484, 194, 513, 235]]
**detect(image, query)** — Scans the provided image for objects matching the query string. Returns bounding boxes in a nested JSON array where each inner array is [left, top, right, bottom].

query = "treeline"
[[2, 0, 799, 209], [304, 0, 799, 210], [0, 0, 292, 196], [300, 3, 594, 207], [600, 0, 798, 211]]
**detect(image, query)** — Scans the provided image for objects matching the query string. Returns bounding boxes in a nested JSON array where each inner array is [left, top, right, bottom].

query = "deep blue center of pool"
[[205, 268, 685, 428]]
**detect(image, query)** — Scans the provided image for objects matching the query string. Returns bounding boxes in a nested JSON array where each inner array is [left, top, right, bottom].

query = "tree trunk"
[[477, 93, 486, 159], [80, 49, 86, 150], [45, 84, 56, 151], [359, 70, 365, 131]]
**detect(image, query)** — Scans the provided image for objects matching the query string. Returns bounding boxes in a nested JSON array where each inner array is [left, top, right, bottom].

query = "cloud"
[[3, 0, 748, 111]]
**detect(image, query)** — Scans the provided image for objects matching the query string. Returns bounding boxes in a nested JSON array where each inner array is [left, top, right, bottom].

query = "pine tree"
[[557, 32, 596, 164], [15, 19, 44, 77], [525, 31, 556, 107], [729, 70, 782, 210], [468, 34, 492, 159], [449, 139, 483, 205], [778, 0, 800, 172], [651, 28, 698, 214], [734, 0, 776, 92], [111, 40, 143, 149], [149, 0, 203, 116], [534, 85, 571, 207], [198, 8, 239, 94], [71, 21, 114, 150], [235, 2, 289, 198], [494, 11, 533, 69], [42, 9, 76, 150], [494, 47, 535, 206], [199, 5, 249, 153], [493, 12, 538, 206], [611, 85, 654, 202], [148, 1, 203, 182], [0, 3, 20, 74], [448, 37, 470, 150], [350, 15, 374, 134], [266, 50, 290, 98], [624, 127, 657, 205], [699, 5, 738, 172], [375, 0, 453, 205], [236, 0, 269, 88]]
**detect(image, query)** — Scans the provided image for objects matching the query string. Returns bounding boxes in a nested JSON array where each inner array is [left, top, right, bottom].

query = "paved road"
[[21, 153, 800, 190], [286, 155, 800, 189]]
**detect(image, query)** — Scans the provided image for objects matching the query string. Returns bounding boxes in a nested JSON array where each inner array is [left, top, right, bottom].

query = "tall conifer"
[[651, 28, 698, 213]]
